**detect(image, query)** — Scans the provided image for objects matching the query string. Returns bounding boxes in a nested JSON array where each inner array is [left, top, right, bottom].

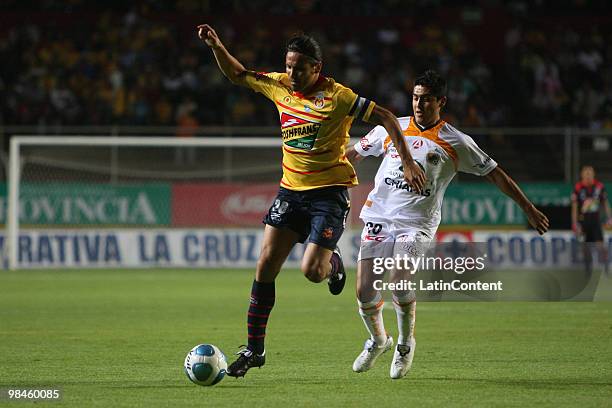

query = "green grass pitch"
[[1, 269, 611, 407]]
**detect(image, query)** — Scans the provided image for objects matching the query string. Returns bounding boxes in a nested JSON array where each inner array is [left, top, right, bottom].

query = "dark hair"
[[286, 34, 323, 63], [414, 70, 447, 98]]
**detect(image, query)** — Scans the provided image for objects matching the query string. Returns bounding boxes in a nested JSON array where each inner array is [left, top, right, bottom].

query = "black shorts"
[[263, 186, 350, 250], [580, 221, 604, 242]]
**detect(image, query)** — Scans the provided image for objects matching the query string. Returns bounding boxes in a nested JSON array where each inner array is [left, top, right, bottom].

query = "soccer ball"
[[184, 344, 228, 386]]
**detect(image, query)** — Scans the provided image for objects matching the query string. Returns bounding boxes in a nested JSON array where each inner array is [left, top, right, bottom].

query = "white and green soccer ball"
[[184, 344, 228, 386]]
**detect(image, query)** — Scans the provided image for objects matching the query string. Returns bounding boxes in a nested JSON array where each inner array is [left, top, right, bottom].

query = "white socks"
[[392, 294, 416, 346], [358, 292, 387, 345]]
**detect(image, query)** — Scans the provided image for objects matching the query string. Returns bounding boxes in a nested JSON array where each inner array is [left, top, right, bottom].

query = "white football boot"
[[352, 336, 394, 373], [390, 337, 416, 379]]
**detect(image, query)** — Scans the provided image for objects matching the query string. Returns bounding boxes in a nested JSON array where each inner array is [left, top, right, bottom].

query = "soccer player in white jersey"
[[345, 70, 550, 379]]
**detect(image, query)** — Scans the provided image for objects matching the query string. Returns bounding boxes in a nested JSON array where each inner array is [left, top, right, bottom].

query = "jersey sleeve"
[[335, 84, 376, 122], [242, 71, 284, 100], [354, 126, 387, 157], [455, 133, 497, 176]]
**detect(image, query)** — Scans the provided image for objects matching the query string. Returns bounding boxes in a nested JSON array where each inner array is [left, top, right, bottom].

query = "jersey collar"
[[292, 75, 326, 99], [414, 118, 442, 132]]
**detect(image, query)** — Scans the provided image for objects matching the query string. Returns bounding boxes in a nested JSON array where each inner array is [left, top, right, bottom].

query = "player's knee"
[[257, 248, 283, 277], [392, 290, 416, 305], [356, 286, 374, 303], [301, 262, 326, 283]]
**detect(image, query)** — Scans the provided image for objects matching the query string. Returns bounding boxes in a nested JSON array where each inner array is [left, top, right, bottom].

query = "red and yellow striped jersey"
[[244, 72, 375, 191]]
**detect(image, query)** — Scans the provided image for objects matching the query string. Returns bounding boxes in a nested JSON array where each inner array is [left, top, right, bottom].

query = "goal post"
[[5, 135, 367, 270]]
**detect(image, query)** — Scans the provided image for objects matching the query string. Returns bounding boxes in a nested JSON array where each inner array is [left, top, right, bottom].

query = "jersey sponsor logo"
[[472, 156, 492, 169], [281, 117, 302, 128], [280, 112, 321, 150], [581, 198, 600, 213], [364, 234, 385, 242], [577, 184, 604, 215], [388, 169, 404, 178], [359, 137, 372, 151], [384, 178, 432, 196], [398, 161, 425, 173], [387, 146, 400, 158]]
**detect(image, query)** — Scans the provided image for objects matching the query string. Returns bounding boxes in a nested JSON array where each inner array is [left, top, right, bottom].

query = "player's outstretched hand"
[[527, 206, 549, 235], [197, 24, 222, 49], [403, 160, 426, 193]]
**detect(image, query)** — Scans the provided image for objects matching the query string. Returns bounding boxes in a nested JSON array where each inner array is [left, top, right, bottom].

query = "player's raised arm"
[[367, 105, 426, 192], [486, 167, 550, 235], [197, 24, 248, 85]]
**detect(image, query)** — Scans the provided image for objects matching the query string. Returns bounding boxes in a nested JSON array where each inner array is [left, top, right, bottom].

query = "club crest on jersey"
[[426, 152, 440, 165], [313, 91, 325, 109], [280, 112, 321, 150], [321, 227, 334, 239]]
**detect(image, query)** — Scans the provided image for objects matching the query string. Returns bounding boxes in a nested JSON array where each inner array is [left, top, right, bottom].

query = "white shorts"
[[358, 220, 433, 262]]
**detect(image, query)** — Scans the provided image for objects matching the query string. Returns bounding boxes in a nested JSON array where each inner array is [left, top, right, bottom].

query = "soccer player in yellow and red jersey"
[[197, 24, 425, 377]]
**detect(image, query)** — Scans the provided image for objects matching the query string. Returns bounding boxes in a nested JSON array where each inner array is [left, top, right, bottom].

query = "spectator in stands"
[[174, 96, 199, 165], [0, 1, 610, 130]]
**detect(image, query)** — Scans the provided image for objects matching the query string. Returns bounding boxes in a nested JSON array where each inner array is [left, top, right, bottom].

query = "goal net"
[[5, 136, 371, 270]]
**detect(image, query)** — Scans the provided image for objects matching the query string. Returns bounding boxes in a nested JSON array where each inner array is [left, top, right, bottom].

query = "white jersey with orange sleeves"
[[353, 116, 497, 237]]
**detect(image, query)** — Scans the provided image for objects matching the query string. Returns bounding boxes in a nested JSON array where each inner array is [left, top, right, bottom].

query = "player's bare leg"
[[353, 258, 393, 372], [256, 225, 300, 282], [301, 243, 333, 282], [227, 225, 299, 378], [302, 243, 346, 295]]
